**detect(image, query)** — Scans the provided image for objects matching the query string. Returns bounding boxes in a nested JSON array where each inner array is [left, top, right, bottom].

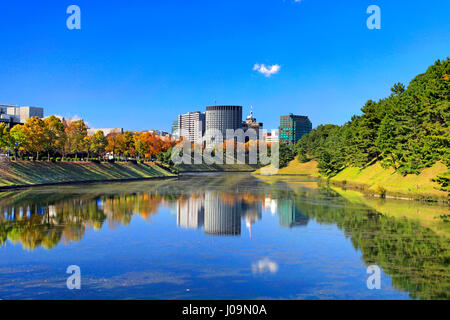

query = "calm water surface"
[[0, 173, 448, 300]]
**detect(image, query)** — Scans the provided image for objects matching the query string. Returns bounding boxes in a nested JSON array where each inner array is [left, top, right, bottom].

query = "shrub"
[[375, 185, 387, 198]]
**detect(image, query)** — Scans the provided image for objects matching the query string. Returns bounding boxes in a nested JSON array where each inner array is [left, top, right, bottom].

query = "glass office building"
[[279, 114, 312, 145]]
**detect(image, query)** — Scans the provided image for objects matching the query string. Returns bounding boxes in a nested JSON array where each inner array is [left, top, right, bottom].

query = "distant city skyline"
[[0, 0, 449, 132]]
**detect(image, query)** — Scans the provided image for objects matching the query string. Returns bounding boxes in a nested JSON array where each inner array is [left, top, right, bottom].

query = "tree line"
[[0, 116, 176, 161], [296, 58, 449, 187]]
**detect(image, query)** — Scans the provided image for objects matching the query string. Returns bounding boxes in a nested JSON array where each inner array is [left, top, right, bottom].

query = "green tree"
[[10, 125, 27, 158], [123, 131, 136, 158], [23, 117, 47, 159], [278, 143, 296, 168], [0, 123, 13, 154], [89, 130, 108, 159], [43, 115, 66, 160], [64, 120, 88, 159], [293, 58, 450, 178]]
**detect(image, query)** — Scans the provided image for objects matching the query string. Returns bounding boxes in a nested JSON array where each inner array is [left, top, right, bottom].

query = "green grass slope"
[[253, 159, 319, 176], [0, 161, 175, 188], [330, 162, 448, 200], [256, 159, 448, 201]]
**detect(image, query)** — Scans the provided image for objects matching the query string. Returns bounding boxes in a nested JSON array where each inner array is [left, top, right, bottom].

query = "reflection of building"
[[177, 111, 205, 143], [264, 197, 278, 215], [279, 114, 312, 145], [175, 192, 264, 237], [277, 199, 309, 227], [204, 192, 242, 236], [205, 105, 242, 146], [177, 195, 204, 229], [242, 201, 262, 238]]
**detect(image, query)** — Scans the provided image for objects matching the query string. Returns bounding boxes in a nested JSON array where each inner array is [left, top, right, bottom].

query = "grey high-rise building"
[[171, 120, 179, 137], [177, 111, 205, 143], [205, 105, 242, 146], [176, 195, 205, 229], [204, 192, 242, 236]]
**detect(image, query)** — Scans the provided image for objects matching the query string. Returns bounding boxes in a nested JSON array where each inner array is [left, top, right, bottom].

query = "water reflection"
[[176, 192, 264, 236], [0, 174, 449, 300], [0, 177, 308, 247]]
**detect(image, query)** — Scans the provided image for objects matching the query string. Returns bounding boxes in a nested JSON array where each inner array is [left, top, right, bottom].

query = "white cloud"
[[251, 258, 279, 274], [253, 63, 281, 77]]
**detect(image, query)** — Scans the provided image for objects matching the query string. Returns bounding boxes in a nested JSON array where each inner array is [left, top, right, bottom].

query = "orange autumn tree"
[[105, 133, 126, 159], [134, 132, 176, 161], [137, 132, 160, 160]]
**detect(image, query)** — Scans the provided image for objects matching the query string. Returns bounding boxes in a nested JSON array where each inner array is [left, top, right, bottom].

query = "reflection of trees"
[[3, 215, 66, 250], [0, 191, 166, 250], [292, 187, 450, 300], [0, 175, 448, 300]]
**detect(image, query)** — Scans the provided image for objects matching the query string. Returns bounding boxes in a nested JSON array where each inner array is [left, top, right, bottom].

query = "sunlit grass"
[[0, 161, 174, 187], [331, 162, 448, 200]]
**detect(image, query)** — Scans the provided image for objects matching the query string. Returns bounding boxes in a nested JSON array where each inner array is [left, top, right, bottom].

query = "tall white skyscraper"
[[177, 111, 205, 144]]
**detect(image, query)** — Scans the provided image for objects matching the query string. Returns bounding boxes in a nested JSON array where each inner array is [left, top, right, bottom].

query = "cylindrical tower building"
[[204, 192, 242, 236], [205, 105, 242, 146]]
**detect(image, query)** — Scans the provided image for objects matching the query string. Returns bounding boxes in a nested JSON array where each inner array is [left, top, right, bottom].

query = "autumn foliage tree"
[[44, 115, 66, 160], [23, 117, 47, 159], [89, 130, 108, 159], [0, 123, 13, 153], [64, 120, 88, 159], [2, 115, 176, 163]]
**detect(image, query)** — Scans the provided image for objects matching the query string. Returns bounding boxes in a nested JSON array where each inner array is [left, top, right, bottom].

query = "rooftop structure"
[[242, 105, 263, 140], [87, 128, 124, 136], [0, 104, 44, 127]]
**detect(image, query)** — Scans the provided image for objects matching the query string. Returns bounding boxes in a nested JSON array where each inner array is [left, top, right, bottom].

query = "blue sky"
[[0, 0, 449, 132]]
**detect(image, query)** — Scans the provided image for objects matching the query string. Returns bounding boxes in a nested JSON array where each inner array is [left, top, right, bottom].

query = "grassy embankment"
[[253, 159, 320, 177], [176, 153, 259, 172], [0, 161, 175, 188], [331, 186, 450, 238], [254, 159, 448, 201]]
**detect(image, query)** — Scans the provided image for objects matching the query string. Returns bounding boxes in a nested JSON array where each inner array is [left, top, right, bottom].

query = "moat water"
[[0, 173, 448, 300]]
